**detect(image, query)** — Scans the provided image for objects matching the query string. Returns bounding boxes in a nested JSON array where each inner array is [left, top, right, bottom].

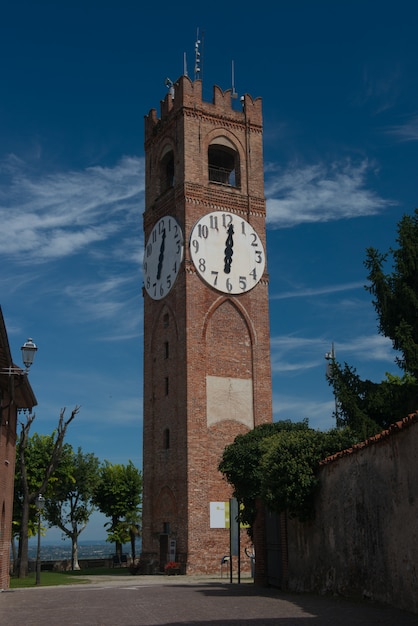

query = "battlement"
[[144, 75, 262, 142]]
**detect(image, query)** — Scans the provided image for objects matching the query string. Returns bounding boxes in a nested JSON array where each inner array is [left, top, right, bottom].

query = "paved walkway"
[[1, 575, 417, 625]]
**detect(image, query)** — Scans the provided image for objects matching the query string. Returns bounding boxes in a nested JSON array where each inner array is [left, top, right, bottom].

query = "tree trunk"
[[130, 529, 136, 561], [17, 498, 30, 577], [17, 415, 34, 578], [16, 407, 79, 577], [71, 536, 80, 570], [115, 540, 122, 561]]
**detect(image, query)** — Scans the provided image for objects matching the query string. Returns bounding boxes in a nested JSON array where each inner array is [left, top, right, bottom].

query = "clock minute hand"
[[224, 223, 234, 274], [156, 229, 166, 280]]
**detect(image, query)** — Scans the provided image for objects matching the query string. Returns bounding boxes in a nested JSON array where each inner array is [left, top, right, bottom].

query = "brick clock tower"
[[141, 74, 272, 574]]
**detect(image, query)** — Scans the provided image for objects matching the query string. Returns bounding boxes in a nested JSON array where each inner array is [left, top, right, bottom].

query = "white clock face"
[[190, 211, 265, 294], [143, 216, 184, 300]]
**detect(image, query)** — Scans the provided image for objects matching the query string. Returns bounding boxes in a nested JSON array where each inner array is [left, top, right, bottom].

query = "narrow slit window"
[[164, 428, 170, 449], [160, 151, 175, 194]]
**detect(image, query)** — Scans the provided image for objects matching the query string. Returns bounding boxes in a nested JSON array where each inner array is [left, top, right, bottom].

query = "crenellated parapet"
[[144, 75, 262, 144]]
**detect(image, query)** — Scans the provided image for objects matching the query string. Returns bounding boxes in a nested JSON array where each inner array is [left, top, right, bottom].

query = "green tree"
[[43, 448, 100, 570], [259, 427, 356, 521], [93, 460, 142, 561], [14, 406, 79, 577], [219, 421, 303, 532], [328, 361, 418, 438], [365, 208, 418, 377], [219, 420, 355, 532], [328, 209, 418, 434]]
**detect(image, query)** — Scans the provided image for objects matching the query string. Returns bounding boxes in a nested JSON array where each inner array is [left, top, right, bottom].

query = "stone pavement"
[[1, 575, 417, 625]]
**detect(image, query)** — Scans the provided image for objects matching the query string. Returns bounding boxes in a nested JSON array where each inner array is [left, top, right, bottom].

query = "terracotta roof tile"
[[320, 411, 418, 466]]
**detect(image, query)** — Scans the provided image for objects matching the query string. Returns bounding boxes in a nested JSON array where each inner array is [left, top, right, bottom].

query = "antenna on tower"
[[231, 60, 238, 99], [183, 51, 188, 77], [194, 28, 204, 81]]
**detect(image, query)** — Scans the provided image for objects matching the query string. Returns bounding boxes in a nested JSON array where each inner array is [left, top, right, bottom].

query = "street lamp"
[[1, 338, 38, 376], [35, 493, 45, 585], [21, 338, 38, 372]]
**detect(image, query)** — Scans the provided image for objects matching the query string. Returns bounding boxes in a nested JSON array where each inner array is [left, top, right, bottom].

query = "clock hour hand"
[[224, 224, 234, 274], [156, 229, 166, 280]]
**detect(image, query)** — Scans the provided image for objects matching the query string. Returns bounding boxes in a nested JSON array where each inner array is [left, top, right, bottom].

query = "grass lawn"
[[10, 567, 132, 589]]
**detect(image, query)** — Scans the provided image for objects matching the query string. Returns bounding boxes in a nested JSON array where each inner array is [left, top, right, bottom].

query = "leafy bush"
[[219, 421, 357, 530]]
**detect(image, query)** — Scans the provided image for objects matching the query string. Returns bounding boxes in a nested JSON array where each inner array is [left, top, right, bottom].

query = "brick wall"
[[0, 399, 18, 589]]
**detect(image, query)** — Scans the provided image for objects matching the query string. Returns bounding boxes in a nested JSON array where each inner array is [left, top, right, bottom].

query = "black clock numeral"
[[239, 276, 247, 291], [222, 213, 233, 228], [250, 268, 257, 281], [197, 224, 209, 239], [209, 214, 219, 230], [250, 233, 258, 246], [192, 239, 199, 253], [198, 258, 206, 272], [255, 250, 263, 263], [211, 271, 218, 286]]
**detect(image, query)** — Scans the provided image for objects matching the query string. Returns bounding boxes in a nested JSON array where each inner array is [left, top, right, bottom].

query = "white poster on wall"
[[169, 539, 176, 561], [210, 501, 230, 528]]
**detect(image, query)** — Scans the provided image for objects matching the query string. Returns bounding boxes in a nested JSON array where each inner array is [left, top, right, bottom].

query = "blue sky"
[[2, 1, 417, 541]]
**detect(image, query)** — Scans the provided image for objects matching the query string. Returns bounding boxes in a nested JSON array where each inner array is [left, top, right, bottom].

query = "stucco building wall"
[[286, 414, 418, 614]]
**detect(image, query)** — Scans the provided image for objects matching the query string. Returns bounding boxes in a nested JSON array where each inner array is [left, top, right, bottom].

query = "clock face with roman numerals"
[[143, 216, 184, 300], [189, 211, 265, 294]]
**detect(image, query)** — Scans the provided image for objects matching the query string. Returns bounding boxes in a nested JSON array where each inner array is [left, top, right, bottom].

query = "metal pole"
[[35, 493, 44, 585], [237, 516, 241, 584], [36, 509, 41, 585]]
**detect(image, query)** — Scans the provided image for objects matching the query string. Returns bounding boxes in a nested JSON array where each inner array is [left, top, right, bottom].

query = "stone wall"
[[286, 413, 418, 614]]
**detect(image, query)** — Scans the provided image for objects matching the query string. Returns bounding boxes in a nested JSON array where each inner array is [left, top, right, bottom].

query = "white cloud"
[[61, 273, 143, 335], [270, 333, 395, 375], [273, 393, 336, 431], [385, 114, 418, 142], [355, 64, 401, 114], [270, 280, 365, 300], [333, 334, 396, 364], [0, 155, 145, 262], [265, 159, 395, 228], [270, 335, 327, 374]]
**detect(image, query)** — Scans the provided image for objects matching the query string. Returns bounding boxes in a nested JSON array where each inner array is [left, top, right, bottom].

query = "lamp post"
[[35, 493, 45, 585], [325, 342, 339, 422], [0, 337, 37, 376], [21, 338, 38, 372]]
